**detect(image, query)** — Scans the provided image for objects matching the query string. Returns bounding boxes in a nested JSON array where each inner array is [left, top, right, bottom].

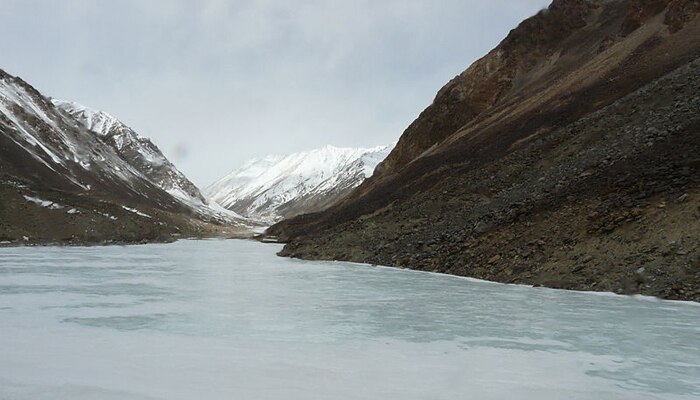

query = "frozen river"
[[0, 239, 698, 399]]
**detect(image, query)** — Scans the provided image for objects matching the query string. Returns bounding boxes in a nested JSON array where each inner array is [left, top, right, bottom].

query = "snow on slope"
[[0, 68, 253, 234], [51, 100, 245, 223], [205, 144, 393, 223], [52, 100, 192, 192], [0, 70, 167, 194], [49, 101, 121, 138]]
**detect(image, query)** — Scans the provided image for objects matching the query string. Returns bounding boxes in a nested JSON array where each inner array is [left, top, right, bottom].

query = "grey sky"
[[0, 0, 550, 187]]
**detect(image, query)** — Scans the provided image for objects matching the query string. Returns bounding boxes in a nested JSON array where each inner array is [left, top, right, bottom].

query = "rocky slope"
[[0, 69, 250, 245], [269, 0, 700, 301], [206, 145, 392, 223]]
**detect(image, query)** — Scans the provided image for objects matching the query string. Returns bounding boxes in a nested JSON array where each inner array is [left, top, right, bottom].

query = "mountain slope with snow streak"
[[0, 70, 178, 206], [53, 100, 205, 202], [51, 100, 247, 224], [0, 68, 251, 244], [205, 144, 393, 223]]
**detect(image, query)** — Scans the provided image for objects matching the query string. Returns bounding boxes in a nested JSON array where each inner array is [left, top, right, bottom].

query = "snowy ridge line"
[[50, 99, 122, 138], [205, 143, 394, 223], [0, 72, 160, 192], [52, 99, 248, 225]]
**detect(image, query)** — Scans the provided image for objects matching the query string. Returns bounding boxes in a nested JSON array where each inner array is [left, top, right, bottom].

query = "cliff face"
[[269, 0, 700, 301]]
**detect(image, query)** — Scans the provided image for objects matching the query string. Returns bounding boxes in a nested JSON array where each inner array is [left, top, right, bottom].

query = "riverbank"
[[271, 55, 700, 303]]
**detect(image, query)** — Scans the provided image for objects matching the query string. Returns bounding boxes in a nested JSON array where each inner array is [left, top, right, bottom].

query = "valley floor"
[[0, 183, 255, 247]]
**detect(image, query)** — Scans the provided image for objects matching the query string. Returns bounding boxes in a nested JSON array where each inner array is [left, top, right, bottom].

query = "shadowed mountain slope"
[[269, 0, 700, 301]]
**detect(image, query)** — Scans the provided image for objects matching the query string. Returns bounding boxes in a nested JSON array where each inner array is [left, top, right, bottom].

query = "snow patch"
[[97, 211, 118, 221], [121, 206, 152, 219], [23, 195, 63, 210]]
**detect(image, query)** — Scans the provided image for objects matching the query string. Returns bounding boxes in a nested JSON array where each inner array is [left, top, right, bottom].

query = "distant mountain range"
[[205, 145, 392, 223]]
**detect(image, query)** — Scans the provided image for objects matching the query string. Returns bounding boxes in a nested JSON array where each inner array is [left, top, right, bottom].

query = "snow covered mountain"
[[52, 100, 203, 202], [50, 100, 244, 223], [0, 68, 248, 244], [205, 144, 393, 223], [0, 70, 173, 204]]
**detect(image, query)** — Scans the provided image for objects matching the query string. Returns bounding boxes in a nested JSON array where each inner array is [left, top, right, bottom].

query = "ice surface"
[[0, 240, 698, 400]]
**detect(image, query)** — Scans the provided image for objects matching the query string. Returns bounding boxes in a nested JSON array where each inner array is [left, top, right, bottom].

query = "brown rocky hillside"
[[268, 0, 700, 301]]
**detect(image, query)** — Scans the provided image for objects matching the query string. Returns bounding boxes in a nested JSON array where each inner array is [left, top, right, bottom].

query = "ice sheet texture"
[[0, 240, 698, 400]]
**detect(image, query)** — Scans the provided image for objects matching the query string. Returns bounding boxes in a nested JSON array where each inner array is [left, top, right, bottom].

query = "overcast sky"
[[0, 0, 549, 187]]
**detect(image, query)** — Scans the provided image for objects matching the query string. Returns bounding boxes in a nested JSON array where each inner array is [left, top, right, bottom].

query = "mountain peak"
[[51, 99, 124, 138], [51, 99, 224, 211], [205, 144, 394, 223]]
